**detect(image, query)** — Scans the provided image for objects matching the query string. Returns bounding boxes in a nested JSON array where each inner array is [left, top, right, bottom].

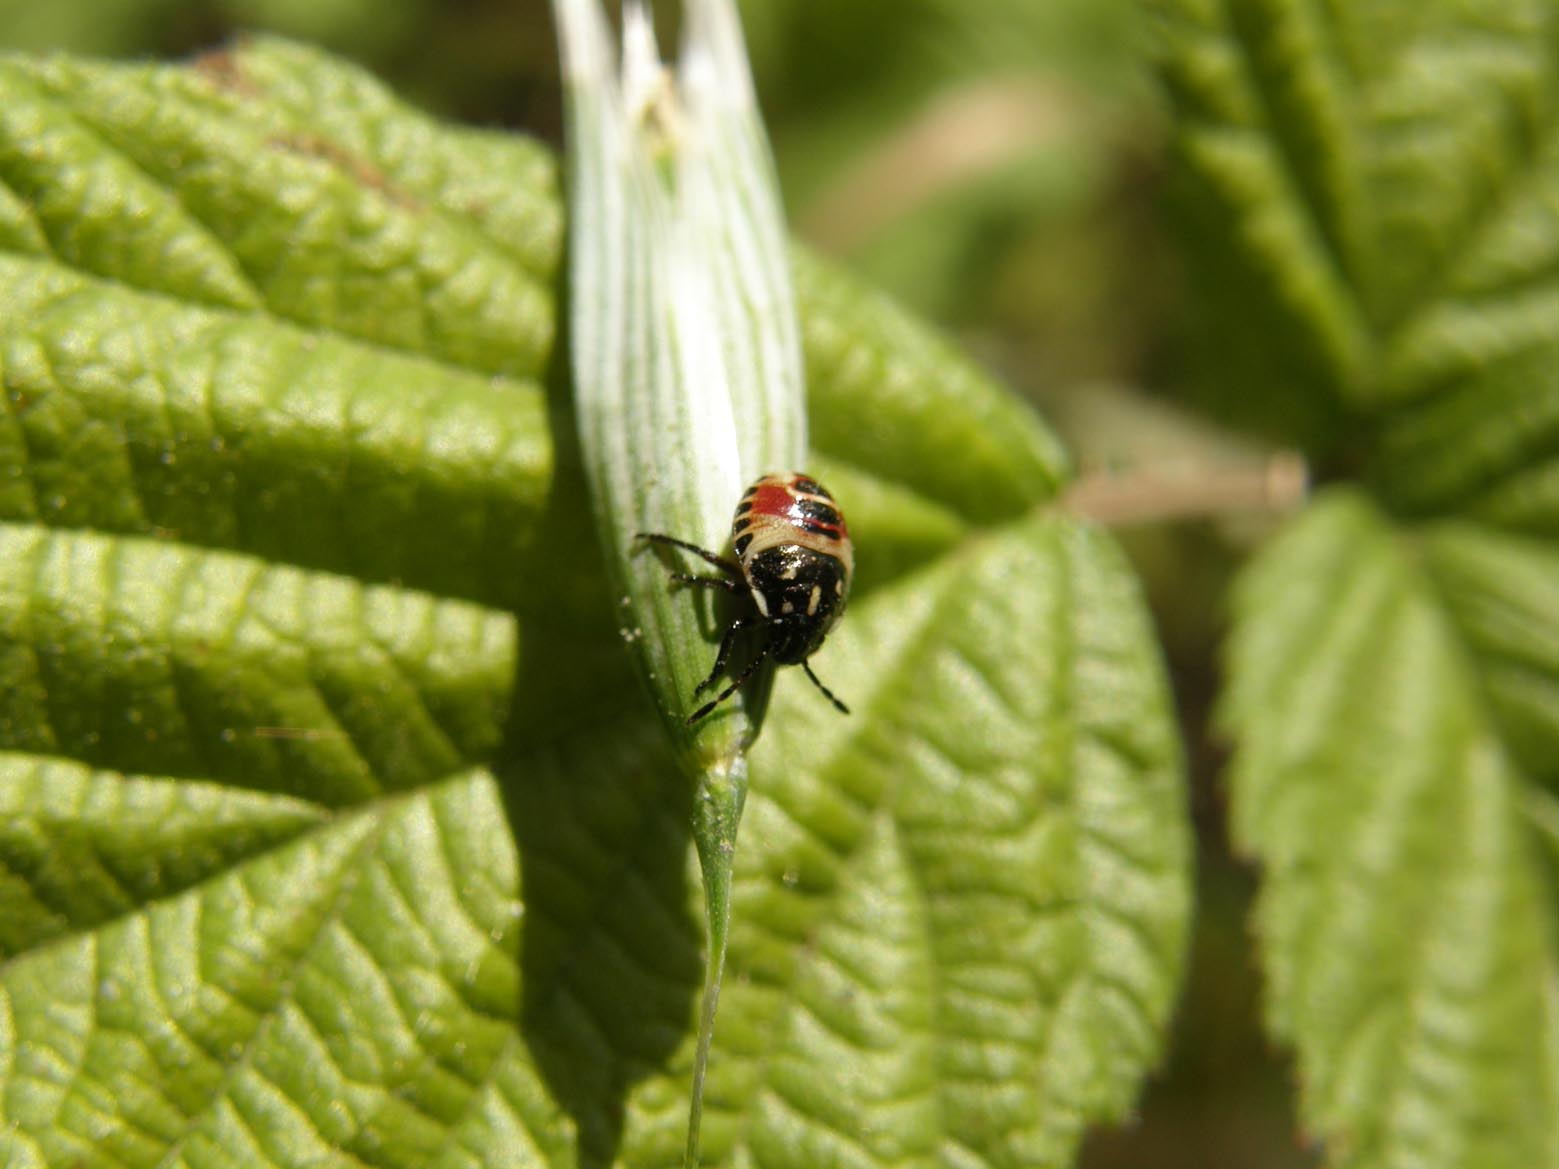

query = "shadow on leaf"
[[497, 685, 701, 1167]]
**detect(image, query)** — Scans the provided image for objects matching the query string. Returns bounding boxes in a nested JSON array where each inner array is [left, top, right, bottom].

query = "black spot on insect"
[[794, 498, 841, 527]]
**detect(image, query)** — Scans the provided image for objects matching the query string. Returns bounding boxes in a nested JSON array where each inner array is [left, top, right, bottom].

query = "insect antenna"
[[801, 660, 850, 715]]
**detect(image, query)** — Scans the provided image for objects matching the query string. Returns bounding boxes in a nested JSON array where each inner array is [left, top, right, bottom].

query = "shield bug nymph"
[[638, 472, 852, 724]]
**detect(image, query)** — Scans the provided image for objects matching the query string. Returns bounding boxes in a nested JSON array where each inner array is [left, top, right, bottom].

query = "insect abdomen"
[[732, 473, 854, 584]]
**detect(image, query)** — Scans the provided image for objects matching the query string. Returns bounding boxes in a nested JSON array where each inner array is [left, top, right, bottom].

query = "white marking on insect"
[[751, 587, 770, 617], [808, 584, 821, 615]]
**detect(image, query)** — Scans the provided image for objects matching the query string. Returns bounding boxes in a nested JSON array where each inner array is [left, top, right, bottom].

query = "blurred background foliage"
[[0, 0, 1311, 1164]]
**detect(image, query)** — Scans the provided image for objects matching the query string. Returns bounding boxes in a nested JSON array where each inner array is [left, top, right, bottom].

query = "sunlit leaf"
[[0, 35, 1189, 1169]]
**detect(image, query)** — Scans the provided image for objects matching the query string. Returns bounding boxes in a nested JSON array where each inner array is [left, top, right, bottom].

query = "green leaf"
[[0, 35, 1188, 1169], [721, 515, 1190, 1168], [1162, 3, 1559, 1163], [1159, 0, 1559, 494], [1422, 523, 1559, 783], [1223, 492, 1559, 1169]]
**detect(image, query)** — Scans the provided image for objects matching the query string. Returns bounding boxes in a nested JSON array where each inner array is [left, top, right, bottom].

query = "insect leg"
[[801, 660, 850, 715], [635, 532, 742, 577], [694, 615, 757, 694], [671, 572, 742, 593], [687, 642, 770, 724]]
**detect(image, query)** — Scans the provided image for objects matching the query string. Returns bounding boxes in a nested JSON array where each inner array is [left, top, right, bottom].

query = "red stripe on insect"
[[796, 518, 845, 538]]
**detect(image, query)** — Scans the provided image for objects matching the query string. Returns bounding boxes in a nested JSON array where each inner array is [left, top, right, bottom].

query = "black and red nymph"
[[637, 472, 853, 724]]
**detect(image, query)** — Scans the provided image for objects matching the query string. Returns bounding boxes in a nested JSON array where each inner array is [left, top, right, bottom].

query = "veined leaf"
[[1160, 0, 1559, 523], [718, 515, 1189, 1169], [1223, 492, 1559, 1169], [1423, 523, 1559, 785], [0, 34, 1188, 1169], [1161, 1, 1559, 1164]]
